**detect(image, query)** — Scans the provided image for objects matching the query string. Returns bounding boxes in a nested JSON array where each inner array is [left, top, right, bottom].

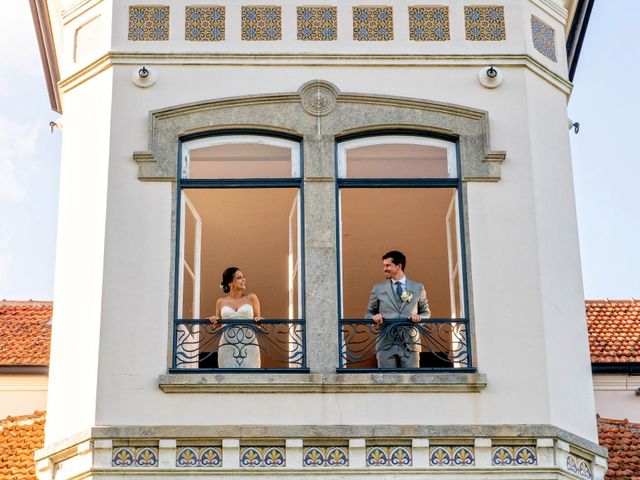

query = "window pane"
[[183, 136, 299, 179], [178, 188, 302, 320], [338, 137, 456, 178], [340, 188, 463, 319]]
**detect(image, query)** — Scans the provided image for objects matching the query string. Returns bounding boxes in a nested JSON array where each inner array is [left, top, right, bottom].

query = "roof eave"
[[592, 362, 640, 374], [566, 0, 595, 82], [28, 0, 62, 114]]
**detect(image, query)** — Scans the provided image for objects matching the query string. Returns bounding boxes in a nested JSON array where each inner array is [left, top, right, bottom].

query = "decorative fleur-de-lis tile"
[[112, 447, 135, 467], [464, 5, 505, 41], [303, 446, 349, 467], [567, 454, 592, 479], [452, 446, 475, 466], [567, 454, 579, 474], [185, 6, 225, 41], [430, 446, 452, 466], [176, 447, 199, 467], [531, 15, 557, 62], [200, 447, 222, 467], [514, 446, 536, 465], [492, 446, 514, 465], [135, 447, 158, 467], [128, 6, 170, 41], [408, 6, 449, 41], [367, 446, 411, 466], [240, 446, 286, 467], [241, 6, 282, 41], [578, 458, 592, 479], [297, 6, 337, 41], [353, 6, 393, 41]]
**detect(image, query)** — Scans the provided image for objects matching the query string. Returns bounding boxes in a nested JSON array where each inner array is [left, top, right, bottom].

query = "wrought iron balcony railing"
[[172, 319, 306, 372], [339, 318, 473, 372]]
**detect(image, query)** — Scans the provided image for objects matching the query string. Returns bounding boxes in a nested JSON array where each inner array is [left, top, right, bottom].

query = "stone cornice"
[[61, 0, 103, 25], [58, 53, 573, 97], [529, 0, 568, 25]]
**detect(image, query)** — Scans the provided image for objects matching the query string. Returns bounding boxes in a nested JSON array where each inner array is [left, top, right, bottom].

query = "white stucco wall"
[[0, 373, 48, 418], [594, 374, 640, 423], [43, 0, 599, 447]]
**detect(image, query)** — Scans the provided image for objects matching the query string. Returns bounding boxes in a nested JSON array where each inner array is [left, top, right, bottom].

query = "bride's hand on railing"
[[207, 315, 220, 324], [253, 316, 263, 323]]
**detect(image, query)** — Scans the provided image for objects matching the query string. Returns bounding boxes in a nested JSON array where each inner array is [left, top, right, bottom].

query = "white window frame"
[[336, 135, 457, 179], [181, 135, 301, 179]]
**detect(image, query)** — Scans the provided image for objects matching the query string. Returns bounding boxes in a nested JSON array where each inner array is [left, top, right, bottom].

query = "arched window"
[[173, 133, 306, 372], [337, 133, 471, 371]]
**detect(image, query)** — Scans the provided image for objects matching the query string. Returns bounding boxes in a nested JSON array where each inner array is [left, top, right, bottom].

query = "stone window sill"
[[158, 372, 487, 393]]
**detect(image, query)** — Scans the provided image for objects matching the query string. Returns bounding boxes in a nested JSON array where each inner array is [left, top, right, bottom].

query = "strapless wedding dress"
[[218, 304, 261, 368]]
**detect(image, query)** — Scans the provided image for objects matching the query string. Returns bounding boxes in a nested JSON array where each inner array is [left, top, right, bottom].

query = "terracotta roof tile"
[[0, 411, 45, 480], [587, 299, 640, 363], [598, 416, 640, 480], [0, 301, 52, 367]]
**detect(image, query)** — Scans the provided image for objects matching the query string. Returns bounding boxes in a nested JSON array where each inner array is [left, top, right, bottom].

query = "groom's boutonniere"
[[401, 290, 414, 303]]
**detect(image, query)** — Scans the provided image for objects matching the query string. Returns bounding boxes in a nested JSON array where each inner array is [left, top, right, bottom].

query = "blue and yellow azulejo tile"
[[352, 6, 393, 41], [303, 446, 348, 466], [492, 446, 537, 466], [408, 6, 450, 41], [128, 6, 169, 41], [366, 446, 412, 466], [567, 453, 592, 479], [464, 5, 505, 41], [240, 446, 285, 467], [176, 446, 222, 467], [429, 446, 475, 466], [531, 15, 557, 62], [112, 446, 158, 467], [185, 6, 225, 41], [297, 6, 337, 41], [241, 6, 282, 41]]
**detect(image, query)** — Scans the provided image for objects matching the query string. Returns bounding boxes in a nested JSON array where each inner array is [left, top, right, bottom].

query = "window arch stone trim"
[[133, 80, 505, 182]]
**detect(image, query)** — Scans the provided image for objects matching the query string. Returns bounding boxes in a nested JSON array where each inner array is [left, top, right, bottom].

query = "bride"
[[208, 267, 262, 368]]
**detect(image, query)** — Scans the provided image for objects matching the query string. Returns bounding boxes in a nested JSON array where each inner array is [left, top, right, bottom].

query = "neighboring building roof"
[[598, 416, 640, 479], [0, 301, 52, 367], [0, 411, 45, 480], [587, 299, 640, 364]]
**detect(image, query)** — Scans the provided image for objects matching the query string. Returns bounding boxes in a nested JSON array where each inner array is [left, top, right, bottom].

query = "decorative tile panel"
[[176, 446, 222, 467], [464, 5, 505, 41], [567, 453, 592, 479], [531, 15, 557, 62], [366, 446, 412, 466], [303, 446, 349, 466], [297, 7, 337, 41], [492, 446, 537, 466], [240, 446, 285, 467], [128, 6, 169, 41], [185, 6, 225, 41], [353, 7, 393, 41], [408, 6, 449, 41], [112, 447, 158, 467], [241, 6, 282, 41], [429, 446, 475, 466]]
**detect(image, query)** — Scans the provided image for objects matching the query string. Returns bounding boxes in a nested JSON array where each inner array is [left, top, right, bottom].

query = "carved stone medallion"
[[298, 80, 339, 116]]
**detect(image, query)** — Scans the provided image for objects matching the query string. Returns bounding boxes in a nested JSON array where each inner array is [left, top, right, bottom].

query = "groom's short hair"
[[382, 250, 406, 271]]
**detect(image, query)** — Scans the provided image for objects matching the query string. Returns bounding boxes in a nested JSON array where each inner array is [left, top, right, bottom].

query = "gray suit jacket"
[[365, 278, 431, 320]]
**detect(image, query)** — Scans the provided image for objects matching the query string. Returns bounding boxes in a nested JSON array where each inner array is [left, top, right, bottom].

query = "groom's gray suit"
[[365, 278, 431, 368]]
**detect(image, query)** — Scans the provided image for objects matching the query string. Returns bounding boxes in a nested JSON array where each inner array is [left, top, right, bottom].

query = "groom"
[[365, 250, 431, 368]]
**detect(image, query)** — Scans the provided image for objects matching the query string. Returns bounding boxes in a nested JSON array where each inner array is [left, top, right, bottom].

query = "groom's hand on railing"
[[372, 314, 384, 325], [409, 314, 423, 323]]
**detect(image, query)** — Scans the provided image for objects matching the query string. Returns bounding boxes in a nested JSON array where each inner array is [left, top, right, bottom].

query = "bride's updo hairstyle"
[[220, 267, 241, 293]]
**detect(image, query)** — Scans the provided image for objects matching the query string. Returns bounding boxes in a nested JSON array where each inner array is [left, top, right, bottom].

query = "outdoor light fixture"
[[479, 66, 503, 89], [132, 65, 157, 88]]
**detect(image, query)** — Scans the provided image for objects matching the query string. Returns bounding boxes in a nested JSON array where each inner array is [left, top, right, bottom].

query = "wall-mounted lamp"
[[49, 117, 63, 133], [132, 65, 157, 88], [479, 65, 503, 89]]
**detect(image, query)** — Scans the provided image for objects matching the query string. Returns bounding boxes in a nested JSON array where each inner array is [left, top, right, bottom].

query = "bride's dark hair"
[[220, 267, 241, 293]]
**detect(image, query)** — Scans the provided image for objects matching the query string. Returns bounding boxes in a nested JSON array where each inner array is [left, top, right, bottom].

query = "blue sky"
[[0, 1, 638, 300]]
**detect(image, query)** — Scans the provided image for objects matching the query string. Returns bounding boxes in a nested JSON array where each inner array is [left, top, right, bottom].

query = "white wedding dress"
[[218, 304, 261, 368]]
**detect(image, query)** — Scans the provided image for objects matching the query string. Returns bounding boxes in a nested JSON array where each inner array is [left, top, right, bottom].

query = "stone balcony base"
[[35, 424, 607, 480]]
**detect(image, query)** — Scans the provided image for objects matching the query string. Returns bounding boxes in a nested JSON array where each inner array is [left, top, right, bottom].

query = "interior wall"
[[340, 188, 458, 319], [182, 188, 300, 320]]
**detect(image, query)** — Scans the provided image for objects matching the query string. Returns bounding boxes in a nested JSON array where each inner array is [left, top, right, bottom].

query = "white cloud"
[[0, 115, 39, 202]]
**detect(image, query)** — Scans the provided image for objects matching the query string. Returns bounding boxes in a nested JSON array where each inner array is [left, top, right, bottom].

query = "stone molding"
[[157, 372, 488, 393], [133, 80, 505, 182], [35, 424, 607, 480]]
